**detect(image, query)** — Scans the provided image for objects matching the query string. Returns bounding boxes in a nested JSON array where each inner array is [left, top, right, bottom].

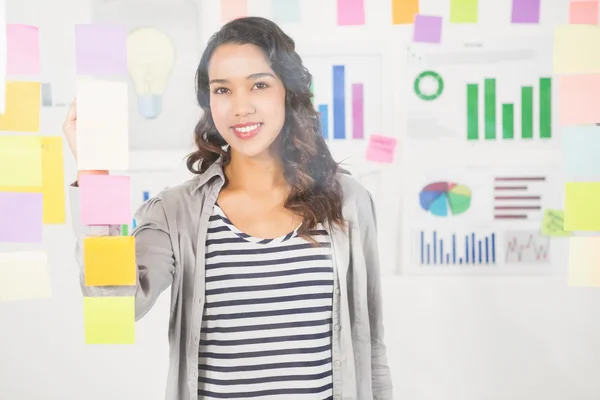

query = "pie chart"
[[419, 182, 471, 217]]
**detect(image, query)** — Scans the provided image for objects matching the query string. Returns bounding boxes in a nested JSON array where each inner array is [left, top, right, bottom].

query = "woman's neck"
[[224, 151, 287, 195]]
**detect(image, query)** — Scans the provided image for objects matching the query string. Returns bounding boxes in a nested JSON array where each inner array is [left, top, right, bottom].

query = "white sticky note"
[[0, 251, 51, 301], [0, 0, 7, 114], [562, 125, 600, 179], [76, 78, 129, 170]]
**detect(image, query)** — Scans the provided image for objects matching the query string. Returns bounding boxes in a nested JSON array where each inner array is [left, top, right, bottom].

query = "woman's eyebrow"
[[209, 72, 275, 85]]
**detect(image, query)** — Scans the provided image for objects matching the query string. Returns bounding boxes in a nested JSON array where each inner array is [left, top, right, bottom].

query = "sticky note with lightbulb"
[[127, 28, 175, 119], [76, 78, 129, 170], [74, 24, 127, 77]]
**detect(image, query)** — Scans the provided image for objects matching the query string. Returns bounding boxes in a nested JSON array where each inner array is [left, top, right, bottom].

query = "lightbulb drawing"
[[127, 27, 175, 119]]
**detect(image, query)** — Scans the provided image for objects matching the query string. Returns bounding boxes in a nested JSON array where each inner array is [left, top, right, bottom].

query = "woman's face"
[[208, 43, 287, 159]]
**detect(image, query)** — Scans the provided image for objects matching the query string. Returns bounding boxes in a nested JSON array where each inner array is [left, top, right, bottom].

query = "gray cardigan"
[[70, 159, 393, 400]]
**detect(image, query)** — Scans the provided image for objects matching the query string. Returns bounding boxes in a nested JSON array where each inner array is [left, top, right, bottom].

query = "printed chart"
[[493, 175, 546, 221], [404, 36, 556, 153], [504, 231, 550, 264], [416, 230, 496, 266], [302, 54, 383, 142], [419, 181, 472, 217]]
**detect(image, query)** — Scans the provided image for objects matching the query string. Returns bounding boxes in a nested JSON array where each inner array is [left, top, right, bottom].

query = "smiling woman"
[[64, 15, 392, 400]]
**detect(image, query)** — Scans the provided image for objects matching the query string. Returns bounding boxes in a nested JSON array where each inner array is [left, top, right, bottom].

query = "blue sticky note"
[[562, 125, 600, 179]]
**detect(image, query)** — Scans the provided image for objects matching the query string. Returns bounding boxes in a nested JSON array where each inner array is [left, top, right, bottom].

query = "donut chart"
[[419, 182, 472, 217]]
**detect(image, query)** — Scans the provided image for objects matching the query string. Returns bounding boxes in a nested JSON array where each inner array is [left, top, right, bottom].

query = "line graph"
[[504, 231, 550, 264]]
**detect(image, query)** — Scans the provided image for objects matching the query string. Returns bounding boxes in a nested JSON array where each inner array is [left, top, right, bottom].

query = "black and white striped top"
[[198, 203, 334, 399]]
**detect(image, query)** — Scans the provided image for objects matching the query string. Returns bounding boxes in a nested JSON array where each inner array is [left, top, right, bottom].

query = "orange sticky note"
[[392, 0, 418, 24], [569, 1, 599, 25], [0, 81, 41, 132], [557, 74, 600, 125], [568, 237, 600, 287], [366, 134, 397, 163], [221, 0, 247, 23], [0, 136, 65, 224], [83, 296, 135, 344], [83, 236, 136, 286]]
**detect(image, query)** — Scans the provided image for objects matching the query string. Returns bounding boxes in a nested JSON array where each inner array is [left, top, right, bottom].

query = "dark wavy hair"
[[186, 17, 348, 239]]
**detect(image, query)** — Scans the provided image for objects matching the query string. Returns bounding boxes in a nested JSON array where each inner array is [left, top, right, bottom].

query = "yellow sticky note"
[[564, 182, 600, 231], [0, 136, 65, 223], [450, 0, 478, 23], [568, 237, 600, 287], [83, 236, 136, 286], [0, 81, 41, 132], [0, 251, 52, 301], [541, 209, 570, 236], [553, 24, 600, 74], [0, 135, 42, 187], [83, 297, 135, 344]]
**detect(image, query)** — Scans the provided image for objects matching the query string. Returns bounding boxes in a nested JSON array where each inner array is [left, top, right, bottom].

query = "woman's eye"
[[213, 87, 229, 94], [253, 82, 268, 90]]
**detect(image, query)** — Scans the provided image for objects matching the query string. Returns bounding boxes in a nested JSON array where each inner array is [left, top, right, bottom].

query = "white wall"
[[2, 0, 600, 399]]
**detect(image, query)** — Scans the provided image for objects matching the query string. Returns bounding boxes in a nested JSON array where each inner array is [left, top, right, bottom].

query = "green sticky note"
[[450, 0, 478, 23], [541, 209, 570, 236], [564, 182, 600, 231], [84, 296, 135, 344]]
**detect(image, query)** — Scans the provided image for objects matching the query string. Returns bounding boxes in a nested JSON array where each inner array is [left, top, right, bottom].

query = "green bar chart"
[[467, 77, 552, 141]]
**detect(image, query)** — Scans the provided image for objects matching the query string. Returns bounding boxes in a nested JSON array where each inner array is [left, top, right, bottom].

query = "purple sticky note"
[[74, 24, 128, 76], [0, 192, 43, 243], [511, 0, 540, 23], [413, 15, 442, 43], [79, 174, 131, 225], [7, 24, 41, 75]]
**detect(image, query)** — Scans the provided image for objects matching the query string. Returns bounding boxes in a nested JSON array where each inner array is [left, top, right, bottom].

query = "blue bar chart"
[[419, 231, 496, 265]]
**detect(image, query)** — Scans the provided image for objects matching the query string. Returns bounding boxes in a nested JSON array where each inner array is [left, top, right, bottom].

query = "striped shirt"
[[198, 203, 334, 399]]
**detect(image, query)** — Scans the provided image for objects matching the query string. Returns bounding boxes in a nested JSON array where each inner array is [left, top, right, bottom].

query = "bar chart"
[[467, 77, 552, 141], [304, 54, 382, 142], [418, 230, 497, 265]]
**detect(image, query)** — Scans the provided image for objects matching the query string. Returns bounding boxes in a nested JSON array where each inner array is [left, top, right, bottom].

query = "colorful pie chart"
[[419, 182, 471, 217]]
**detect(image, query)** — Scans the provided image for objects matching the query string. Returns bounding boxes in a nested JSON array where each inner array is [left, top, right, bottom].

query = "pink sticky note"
[[558, 74, 600, 125], [7, 24, 41, 75], [366, 135, 397, 163], [79, 175, 131, 225], [221, 0, 248, 23], [413, 15, 443, 43], [569, 1, 599, 24], [337, 0, 365, 26]]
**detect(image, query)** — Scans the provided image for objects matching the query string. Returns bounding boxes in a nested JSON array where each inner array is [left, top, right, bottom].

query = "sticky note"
[[221, 0, 247, 23], [6, 24, 40, 75], [541, 210, 570, 236], [337, 0, 365, 26], [413, 15, 442, 43], [0, 251, 51, 301], [450, 0, 478, 23], [366, 135, 397, 164], [554, 25, 600, 74], [561, 126, 600, 179], [557, 74, 600, 126], [0, 2, 6, 114], [76, 79, 129, 170], [511, 0, 540, 23], [0, 136, 65, 224], [569, 1, 599, 24], [392, 0, 418, 24], [568, 237, 600, 287], [272, 0, 300, 23], [74, 24, 127, 76], [83, 296, 135, 344], [0, 192, 43, 242], [79, 174, 131, 225], [0, 81, 41, 132], [0, 135, 42, 187], [83, 236, 136, 286], [564, 182, 600, 231]]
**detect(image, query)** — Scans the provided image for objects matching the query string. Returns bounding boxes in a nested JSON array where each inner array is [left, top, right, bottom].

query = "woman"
[[64, 17, 392, 400]]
